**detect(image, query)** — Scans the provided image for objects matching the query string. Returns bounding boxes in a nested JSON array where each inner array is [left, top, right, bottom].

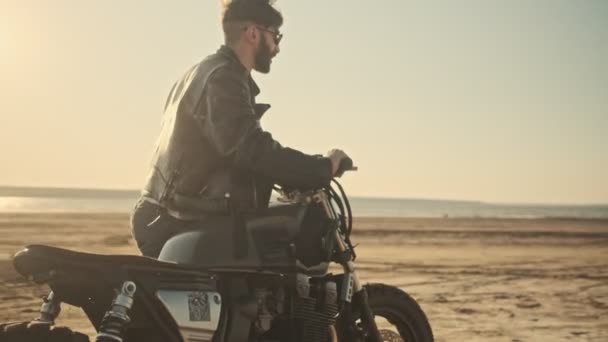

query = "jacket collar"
[[217, 45, 260, 96]]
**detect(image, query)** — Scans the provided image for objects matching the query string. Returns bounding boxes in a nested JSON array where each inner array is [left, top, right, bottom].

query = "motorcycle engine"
[[252, 287, 286, 334], [255, 274, 339, 342], [293, 274, 339, 342]]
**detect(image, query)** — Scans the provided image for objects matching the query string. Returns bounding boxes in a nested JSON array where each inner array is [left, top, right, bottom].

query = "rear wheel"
[[341, 283, 434, 342], [0, 321, 89, 342]]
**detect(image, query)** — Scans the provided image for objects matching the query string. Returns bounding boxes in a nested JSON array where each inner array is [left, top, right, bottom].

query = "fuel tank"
[[158, 202, 332, 275]]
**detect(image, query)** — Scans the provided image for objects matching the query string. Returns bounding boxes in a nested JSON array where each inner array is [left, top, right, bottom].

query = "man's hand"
[[326, 149, 350, 177]]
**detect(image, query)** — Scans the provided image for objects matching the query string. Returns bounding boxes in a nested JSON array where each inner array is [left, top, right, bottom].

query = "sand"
[[0, 213, 607, 341]]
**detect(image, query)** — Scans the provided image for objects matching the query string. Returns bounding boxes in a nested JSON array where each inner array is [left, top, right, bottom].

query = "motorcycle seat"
[[13, 244, 205, 283]]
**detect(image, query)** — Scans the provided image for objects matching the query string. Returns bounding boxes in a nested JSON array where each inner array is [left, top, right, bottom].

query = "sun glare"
[[0, 19, 18, 69], [0, 10, 42, 83]]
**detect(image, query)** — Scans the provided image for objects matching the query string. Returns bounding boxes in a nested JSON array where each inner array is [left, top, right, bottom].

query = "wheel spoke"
[[376, 316, 404, 341], [379, 329, 405, 342]]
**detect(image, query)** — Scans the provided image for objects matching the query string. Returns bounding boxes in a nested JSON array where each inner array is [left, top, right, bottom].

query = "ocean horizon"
[[0, 186, 606, 219]]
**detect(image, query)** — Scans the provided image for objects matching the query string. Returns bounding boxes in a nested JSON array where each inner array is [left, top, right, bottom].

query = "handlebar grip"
[[336, 157, 355, 177]]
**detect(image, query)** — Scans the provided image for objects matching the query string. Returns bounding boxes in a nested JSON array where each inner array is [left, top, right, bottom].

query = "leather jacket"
[[141, 46, 332, 218]]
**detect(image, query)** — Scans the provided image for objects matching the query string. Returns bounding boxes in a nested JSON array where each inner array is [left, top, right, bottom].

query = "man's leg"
[[130, 198, 182, 258]]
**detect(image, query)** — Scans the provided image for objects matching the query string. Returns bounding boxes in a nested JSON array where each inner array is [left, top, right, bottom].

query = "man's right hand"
[[326, 149, 350, 177]]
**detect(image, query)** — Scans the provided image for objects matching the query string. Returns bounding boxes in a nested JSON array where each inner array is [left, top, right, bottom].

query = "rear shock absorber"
[[27, 291, 62, 327], [96, 281, 137, 342]]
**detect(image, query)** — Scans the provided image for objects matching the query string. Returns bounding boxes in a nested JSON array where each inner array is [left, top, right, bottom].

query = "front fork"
[[317, 192, 383, 342], [352, 288, 383, 342], [332, 229, 383, 342]]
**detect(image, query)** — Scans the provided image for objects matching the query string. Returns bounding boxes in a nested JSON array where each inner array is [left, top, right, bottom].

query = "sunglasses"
[[255, 25, 283, 45]]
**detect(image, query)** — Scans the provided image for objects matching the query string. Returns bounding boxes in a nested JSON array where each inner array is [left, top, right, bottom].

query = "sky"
[[1, 0, 607, 204]]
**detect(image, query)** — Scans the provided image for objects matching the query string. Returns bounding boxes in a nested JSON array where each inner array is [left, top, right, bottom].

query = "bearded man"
[[131, 0, 349, 258]]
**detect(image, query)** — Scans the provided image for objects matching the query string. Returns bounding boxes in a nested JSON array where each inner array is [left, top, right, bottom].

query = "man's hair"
[[221, 0, 283, 43]]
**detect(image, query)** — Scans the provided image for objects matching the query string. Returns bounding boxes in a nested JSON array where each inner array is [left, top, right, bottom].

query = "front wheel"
[[340, 283, 434, 342]]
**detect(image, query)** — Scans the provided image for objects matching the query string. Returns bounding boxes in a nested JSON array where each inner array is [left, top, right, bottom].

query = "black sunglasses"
[[255, 25, 283, 44]]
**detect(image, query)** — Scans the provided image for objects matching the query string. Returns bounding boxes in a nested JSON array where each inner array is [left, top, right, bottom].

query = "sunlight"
[[0, 5, 43, 72], [0, 16, 19, 71], [0, 27, 11, 60], [0, 197, 28, 211]]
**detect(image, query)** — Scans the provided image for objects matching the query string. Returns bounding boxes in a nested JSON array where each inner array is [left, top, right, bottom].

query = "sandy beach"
[[0, 213, 607, 341]]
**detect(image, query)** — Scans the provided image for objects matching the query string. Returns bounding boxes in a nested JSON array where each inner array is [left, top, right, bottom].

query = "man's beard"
[[254, 35, 273, 74]]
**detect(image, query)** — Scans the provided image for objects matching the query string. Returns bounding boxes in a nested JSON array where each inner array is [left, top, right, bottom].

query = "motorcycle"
[[0, 159, 433, 342]]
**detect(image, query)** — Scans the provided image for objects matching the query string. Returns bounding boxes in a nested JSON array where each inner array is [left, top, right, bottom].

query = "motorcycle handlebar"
[[336, 157, 357, 177]]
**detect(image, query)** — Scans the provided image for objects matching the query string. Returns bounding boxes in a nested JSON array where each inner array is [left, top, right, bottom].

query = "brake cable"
[[329, 180, 357, 260]]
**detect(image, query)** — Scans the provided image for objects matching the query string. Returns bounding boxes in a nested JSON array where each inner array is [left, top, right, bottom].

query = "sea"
[[0, 186, 606, 219]]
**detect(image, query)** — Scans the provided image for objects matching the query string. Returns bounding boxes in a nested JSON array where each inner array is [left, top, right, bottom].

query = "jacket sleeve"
[[198, 67, 333, 189]]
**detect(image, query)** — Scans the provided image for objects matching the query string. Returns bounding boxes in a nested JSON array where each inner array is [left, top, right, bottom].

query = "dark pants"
[[130, 198, 199, 258]]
